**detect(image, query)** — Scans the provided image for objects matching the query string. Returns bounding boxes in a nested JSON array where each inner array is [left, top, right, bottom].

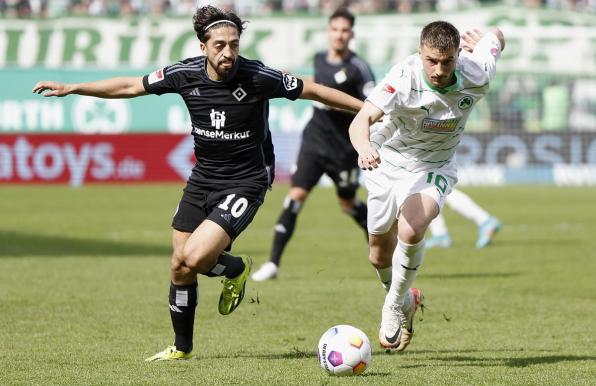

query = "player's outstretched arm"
[[349, 101, 383, 170], [32, 77, 147, 99], [299, 78, 363, 113]]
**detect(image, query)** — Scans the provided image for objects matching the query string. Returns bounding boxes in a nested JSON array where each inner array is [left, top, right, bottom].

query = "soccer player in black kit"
[[252, 8, 375, 282], [32, 6, 363, 361]]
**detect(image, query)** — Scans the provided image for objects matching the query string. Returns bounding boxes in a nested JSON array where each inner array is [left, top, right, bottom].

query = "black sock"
[[202, 252, 245, 279], [349, 200, 368, 232], [270, 198, 301, 266], [169, 282, 198, 353]]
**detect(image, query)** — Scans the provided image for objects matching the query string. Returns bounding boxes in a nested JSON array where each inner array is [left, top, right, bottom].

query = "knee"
[[338, 197, 355, 214], [368, 251, 386, 268], [397, 221, 426, 244], [181, 244, 208, 272], [170, 248, 186, 274], [287, 187, 308, 204]]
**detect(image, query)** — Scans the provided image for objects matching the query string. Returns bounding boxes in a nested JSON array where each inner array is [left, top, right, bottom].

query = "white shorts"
[[365, 162, 458, 235]]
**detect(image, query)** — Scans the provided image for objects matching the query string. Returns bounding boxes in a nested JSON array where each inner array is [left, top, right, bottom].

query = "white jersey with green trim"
[[368, 32, 502, 173]]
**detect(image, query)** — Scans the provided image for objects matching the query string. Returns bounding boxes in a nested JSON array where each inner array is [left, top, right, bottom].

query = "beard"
[[207, 57, 236, 80], [207, 57, 235, 79], [331, 41, 348, 54]]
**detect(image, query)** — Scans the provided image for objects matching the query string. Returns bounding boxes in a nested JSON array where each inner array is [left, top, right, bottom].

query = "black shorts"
[[291, 141, 361, 199], [172, 184, 266, 240]]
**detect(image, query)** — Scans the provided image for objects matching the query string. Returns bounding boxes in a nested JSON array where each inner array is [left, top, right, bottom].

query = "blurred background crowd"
[[1, 0, 594, 18]]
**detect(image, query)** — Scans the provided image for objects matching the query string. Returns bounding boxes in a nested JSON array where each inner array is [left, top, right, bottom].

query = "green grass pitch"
[[1, 184, 595, 385]]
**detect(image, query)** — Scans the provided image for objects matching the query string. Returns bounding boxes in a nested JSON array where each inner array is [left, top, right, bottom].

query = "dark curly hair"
[[329, 7, 355, 27], [420, 21, 460, 52], [193, 6, 246, 43]]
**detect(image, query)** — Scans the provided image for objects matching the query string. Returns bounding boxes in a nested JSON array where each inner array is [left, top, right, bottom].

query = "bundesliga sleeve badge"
[[379, 83, 397, 102], [148, 68, 165, 85]]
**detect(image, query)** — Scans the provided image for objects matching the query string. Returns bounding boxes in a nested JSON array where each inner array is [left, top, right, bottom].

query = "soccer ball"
[[317, 325, 372, 376]]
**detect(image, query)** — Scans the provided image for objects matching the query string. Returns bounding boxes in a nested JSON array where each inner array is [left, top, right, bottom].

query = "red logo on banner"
[[0, 134, 194, 186]]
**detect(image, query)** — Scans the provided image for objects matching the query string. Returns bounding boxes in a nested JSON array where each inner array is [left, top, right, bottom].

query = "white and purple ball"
[[317, 325, 372, 376]]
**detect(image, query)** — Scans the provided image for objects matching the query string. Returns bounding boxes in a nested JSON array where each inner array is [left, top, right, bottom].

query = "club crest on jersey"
[[282, 73, 298, 91], [232, 85, 247, 101], [148, 68, 164, 85], [458, 96, 474, 110], [334, 69, 347, 84], [210, 109, 226, 130]]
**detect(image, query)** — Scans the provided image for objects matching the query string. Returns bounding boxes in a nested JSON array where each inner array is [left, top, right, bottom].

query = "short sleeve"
[[366, 64, 409, 115], [143, 65, 181, 96]]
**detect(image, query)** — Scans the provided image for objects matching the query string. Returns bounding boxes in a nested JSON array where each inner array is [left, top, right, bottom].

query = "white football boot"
[[379, 288, 424, 351], [251, 261, 278, 282]]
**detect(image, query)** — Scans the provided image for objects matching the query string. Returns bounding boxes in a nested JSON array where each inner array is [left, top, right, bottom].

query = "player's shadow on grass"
[[0, 230, 170, 257], [422, 272, 520, 280], [425, 354, 596, 368], [203, 350, 393, 377]]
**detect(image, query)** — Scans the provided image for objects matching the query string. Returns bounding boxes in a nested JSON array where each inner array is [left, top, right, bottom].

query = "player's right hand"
[[32, 81, 72, 97], [460, 29, 483, 53], [357, 145, 381, 170]]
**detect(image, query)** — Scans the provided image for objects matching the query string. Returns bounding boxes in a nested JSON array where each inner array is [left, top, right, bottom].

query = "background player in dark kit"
[[252, 8, 375, 282]]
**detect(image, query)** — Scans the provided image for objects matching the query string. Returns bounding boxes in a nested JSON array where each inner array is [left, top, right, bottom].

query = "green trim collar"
[[422, 69, 461, 94]]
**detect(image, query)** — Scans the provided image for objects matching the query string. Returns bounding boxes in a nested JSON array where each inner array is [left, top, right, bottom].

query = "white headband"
[[204, 20, 237, 32]]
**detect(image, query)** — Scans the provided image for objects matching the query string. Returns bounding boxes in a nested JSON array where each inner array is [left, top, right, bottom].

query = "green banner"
[[1, 6, 594, 74]]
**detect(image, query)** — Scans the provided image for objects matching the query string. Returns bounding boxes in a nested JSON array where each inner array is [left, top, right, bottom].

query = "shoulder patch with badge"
[[282, 73, 298, 91], [148, 68, 165, 85]]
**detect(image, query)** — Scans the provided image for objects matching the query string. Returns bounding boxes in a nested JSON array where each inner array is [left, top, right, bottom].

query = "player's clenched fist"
[[32, 81, 72, 97]]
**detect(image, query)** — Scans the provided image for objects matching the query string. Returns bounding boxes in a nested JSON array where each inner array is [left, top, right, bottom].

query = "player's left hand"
[[460, 29, 484, 53], [357, 145, 381, 170], [32, 81, 72, 97]]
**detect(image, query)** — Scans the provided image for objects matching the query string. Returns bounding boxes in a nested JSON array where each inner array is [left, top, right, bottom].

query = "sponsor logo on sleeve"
[[148, 68, 165, 85], [282, 73, 298, 91], [362, 81, 375, 97], [489, 40, 500, 57], [383, 84, 396, 94], [379, 83, 397, 101]]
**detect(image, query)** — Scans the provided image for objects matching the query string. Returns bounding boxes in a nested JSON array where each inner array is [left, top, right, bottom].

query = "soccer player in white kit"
[[349, 21, 505, 351]]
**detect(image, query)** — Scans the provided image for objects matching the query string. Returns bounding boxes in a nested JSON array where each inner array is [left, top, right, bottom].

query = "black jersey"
[[303, 51, 375, 154], [143, 56, 304, 189]]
